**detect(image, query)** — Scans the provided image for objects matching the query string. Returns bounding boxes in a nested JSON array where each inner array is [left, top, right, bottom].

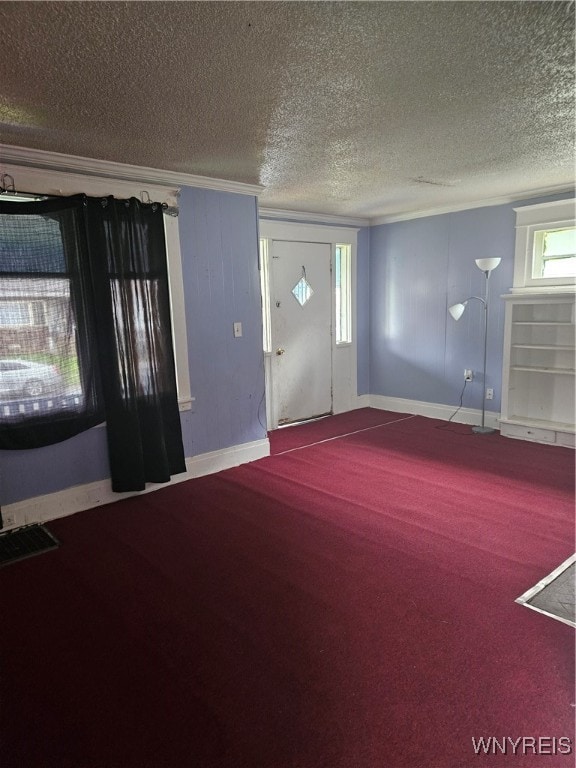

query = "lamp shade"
[[475, 257, 501, 273], [448, 302, 467, 320]]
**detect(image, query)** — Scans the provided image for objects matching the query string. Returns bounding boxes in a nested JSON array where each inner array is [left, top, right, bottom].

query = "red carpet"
[[269, 408, 414, 454], [0, 409, 574, 767]]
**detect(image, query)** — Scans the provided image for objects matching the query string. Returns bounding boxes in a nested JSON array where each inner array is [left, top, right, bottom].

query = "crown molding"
[[2, 144, 571, 221], [513, 197, 575, 220], [0, 143, 264, 197], [258, 206, 369, 227], [369, 184, 576, 226]]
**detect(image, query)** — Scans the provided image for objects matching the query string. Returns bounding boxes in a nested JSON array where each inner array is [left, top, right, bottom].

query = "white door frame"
[[259, 220, 358, 430]]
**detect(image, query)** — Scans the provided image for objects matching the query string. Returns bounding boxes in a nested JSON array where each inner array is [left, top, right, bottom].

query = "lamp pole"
[[474, 268, 492, 434], [448, 257, 501, 435]]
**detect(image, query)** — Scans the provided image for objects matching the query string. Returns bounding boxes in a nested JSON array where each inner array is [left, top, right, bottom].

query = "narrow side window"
[[335, 243, 352, 345], [259, 238, 271, 353]]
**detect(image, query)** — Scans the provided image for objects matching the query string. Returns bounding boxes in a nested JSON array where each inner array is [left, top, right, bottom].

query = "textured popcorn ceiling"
[[0, 1, 573, 220]]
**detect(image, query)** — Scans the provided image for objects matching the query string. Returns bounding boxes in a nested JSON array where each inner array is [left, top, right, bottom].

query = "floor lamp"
[[448, 257, 501, 435]]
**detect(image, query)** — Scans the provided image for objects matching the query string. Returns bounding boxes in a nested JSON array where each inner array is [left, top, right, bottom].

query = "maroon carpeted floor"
[[1, 409, 574, 768], [269, 408, 415, 454]]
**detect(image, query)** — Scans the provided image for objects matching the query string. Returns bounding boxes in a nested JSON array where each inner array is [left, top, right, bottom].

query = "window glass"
[[335, 244, 352, 344], [513, 200, 576, 290], [0, 212, 82, 412], [0, 302, 30, 326], [259, 238, 271, 353], [533, 227, 576, 279]]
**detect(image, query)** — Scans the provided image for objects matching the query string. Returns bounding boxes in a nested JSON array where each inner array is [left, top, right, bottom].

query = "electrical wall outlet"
[[486, 388, 494, 400], [464, 369, 473, 381]]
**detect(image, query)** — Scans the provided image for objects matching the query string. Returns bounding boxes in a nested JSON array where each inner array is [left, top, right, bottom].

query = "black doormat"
[[0, 524, 60, 567], [516, 555, 575, 628]]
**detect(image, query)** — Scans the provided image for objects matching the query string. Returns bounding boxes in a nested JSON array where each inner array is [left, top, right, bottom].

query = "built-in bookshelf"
[[500, 292, 575, 447]]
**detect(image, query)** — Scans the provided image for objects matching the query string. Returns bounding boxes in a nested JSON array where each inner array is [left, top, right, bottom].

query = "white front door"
[[270, 240, 332, 425]]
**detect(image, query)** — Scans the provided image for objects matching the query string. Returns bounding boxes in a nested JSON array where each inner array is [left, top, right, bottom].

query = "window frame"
[[513, 199, 576, 292], [0, 169, 191, 411], [335, 243, 352, 345], [258, 237, 272, 354]]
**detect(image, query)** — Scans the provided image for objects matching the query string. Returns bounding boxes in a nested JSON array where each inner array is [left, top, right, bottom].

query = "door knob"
[[276, 348, 285, 356]]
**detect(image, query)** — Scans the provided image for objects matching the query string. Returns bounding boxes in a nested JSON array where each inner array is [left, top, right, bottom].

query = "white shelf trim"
[[512, 344, 574, 350], [513, 321, 574, 326], [501, 416, 575, 433], [510, 365, 575, 374]]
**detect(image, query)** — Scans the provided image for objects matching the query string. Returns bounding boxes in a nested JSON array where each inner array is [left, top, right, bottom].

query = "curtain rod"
[[0, 173, 179, 216], [0, 173, 44, 200]]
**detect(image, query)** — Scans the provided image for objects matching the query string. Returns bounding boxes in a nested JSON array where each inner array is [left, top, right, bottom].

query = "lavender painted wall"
[[179, 187, 267, 455], [369, 192, 574, 413], [0, 186, 266, 506], [0, 427, 112, 506]]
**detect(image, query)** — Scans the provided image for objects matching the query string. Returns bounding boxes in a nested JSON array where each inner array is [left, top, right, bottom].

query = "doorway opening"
[[259, 220, 358, 431]]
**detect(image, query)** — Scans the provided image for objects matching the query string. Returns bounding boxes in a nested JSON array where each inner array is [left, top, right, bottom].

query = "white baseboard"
[[1, 438, 270, 532], [186, 438, 270, 478], [368, 394, 501, 429]]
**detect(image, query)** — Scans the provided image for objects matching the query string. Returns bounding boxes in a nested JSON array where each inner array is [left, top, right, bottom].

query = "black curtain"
[[0, 194, 186, 493], [82, 195, 186, 491]]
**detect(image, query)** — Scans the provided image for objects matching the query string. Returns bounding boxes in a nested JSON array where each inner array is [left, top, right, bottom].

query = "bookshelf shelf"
[[501, 292, 575, 447]]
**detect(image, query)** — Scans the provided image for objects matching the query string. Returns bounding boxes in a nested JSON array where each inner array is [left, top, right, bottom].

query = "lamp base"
[[472, 425, 497, 435]]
